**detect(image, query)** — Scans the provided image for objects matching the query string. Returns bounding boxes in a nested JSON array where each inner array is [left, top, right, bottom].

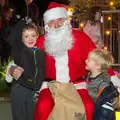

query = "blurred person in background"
[[83, 6, 104, 50]]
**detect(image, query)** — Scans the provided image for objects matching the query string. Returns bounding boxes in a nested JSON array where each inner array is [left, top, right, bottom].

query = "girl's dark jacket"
[[7, 20, 45, 91]]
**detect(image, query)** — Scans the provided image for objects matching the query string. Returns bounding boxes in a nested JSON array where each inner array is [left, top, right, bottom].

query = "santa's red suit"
[[34, 28, 96, 120], [34, 2, 96, 120]]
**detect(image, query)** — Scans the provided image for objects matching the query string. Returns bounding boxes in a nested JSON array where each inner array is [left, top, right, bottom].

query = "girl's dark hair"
[[86, 6, 102, 24]]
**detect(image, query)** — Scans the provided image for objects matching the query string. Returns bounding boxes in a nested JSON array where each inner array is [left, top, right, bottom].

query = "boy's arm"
[[7, 20, 26, 46], [7, 20, 26, 58], [96, 81, 109, 99]]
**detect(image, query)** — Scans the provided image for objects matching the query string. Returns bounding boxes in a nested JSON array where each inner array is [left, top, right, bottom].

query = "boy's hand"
[[9, 66, 24, 80]]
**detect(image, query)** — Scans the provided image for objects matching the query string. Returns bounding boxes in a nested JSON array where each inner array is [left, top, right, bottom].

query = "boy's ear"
[[96, 62, 101, 70]]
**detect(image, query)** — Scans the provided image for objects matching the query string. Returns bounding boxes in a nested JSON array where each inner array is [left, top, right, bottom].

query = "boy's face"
[[85, 54, 100, 72], [22, 29, 38, 48]]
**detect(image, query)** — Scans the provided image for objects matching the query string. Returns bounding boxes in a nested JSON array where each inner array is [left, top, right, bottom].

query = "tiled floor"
[[0, 101, 12, 120]]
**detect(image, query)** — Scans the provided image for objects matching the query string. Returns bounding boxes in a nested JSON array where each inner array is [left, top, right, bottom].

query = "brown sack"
[[48, 81, 86, 120]]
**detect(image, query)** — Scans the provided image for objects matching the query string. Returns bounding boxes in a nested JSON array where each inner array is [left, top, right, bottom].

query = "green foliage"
[[116, 0, 120, 5], [73, 0, 94, 15], [116, 0, 120, 8], [0, 62, 7, 81], [0, 58, 12, 91], [0, 62, 7, 91]]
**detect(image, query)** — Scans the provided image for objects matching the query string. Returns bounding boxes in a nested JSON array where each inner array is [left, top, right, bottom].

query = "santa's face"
[[44, 19, 74, 57], [47, 18, 66, 29]]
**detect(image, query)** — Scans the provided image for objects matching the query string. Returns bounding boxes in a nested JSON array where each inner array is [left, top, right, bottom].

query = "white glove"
[[25, 17, 32, 24], [5, 61, 16, 83]]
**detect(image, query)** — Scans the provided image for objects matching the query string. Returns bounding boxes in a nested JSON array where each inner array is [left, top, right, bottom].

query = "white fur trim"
[[110, 75, 120, 87], [5, 61, 16, 83], [74, 82, 87, 90], [43, 7, 68, 24], [39, 81, 48, 92], [55, 52, 70, 83], [39, 81, 87, 93]]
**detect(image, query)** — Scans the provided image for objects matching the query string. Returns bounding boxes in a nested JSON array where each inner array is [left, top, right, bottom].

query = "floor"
[[0, 101, 12, 120]]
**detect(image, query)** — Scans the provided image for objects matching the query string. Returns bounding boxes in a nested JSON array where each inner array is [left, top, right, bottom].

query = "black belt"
[[44, 78, 53, 82]]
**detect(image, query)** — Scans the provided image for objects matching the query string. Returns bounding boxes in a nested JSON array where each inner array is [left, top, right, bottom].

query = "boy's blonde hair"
[[88, 49, 114, 72], [22, 23, 39, 35]]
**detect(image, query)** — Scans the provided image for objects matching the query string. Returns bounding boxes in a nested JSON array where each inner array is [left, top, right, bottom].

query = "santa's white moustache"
[[44, 20, 74, 57]]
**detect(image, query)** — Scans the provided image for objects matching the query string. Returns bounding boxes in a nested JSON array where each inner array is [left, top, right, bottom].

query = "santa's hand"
[[9, 66, 24, 80]]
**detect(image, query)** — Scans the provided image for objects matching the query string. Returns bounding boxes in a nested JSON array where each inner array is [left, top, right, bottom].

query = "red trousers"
[[34, 88, 94, 120]]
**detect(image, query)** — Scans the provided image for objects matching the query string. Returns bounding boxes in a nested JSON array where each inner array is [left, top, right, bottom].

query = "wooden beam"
[[102, 10, 120, 13]]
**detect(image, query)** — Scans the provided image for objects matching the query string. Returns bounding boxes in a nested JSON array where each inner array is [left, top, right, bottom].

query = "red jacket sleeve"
[[36, 35, 45, 51], [82, 31, 96, 54], [73, 29, 96, 61]]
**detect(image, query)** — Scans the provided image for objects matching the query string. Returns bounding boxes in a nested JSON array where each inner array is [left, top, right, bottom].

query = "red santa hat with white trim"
[[43, 2, 68, 25]]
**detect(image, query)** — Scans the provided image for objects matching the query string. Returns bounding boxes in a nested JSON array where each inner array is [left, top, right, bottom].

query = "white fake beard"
[[44, 20, 74, 57]]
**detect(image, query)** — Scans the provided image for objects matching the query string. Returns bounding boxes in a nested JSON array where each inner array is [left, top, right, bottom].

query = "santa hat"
[[108, 68, 115, 76], [43, 2, 68, 24]]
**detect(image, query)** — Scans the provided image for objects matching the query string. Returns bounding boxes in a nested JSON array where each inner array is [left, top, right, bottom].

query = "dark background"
[[9, 0, 69, 18]]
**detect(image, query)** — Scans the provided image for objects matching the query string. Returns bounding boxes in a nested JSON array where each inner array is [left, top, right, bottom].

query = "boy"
[[85, 49, 118, 120], [6, 20, 45, 120]]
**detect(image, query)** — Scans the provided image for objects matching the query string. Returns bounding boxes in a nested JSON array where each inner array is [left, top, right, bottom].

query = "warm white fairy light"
[[80, 23, 84, 28], [109, 1, 114, 6], [105, 30, 111, 35], [108, 16, 112, 20]]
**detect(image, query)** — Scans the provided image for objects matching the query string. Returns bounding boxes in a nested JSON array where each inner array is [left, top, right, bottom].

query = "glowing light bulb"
[[67, 7, 74, 16], [109, 1, 114, 6], [80, 23, 84, 28], [105, 30, 111, 35], [108, 16, 112, 20], [103, 46, 108, 50]]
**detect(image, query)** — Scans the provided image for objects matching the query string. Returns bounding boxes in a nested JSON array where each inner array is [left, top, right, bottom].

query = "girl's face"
[[85, 54, 100, 72], [95, 11, 101, 21], [22, 29, 38, 48]]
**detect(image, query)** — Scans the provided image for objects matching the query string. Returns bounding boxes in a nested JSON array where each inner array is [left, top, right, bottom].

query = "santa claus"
[[34, 2, 96, 120], [6, 2, 96, 120]]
